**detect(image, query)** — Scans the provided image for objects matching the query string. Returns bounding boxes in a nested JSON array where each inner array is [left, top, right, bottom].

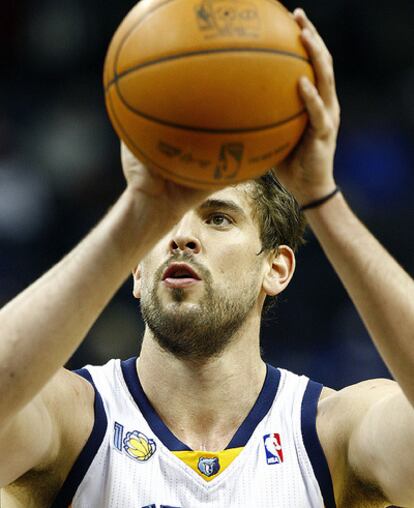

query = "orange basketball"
[[104, 0, 314, 189]]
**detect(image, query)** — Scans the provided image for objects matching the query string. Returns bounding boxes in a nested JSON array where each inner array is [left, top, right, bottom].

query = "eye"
[[206, 213, 233, 227]]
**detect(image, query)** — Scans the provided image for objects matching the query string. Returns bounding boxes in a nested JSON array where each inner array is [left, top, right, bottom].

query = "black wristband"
[[300, 187, 341, 212]]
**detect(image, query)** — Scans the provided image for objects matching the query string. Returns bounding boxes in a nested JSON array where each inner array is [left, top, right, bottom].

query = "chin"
[[160, 287, 202, 305], [163, 300, 201, 315]]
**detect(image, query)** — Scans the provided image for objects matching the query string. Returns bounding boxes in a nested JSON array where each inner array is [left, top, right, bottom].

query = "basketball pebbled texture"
[[104, 0, 315, 189]]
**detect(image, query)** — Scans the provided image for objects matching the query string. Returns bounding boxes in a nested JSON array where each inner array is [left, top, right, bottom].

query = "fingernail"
[[294, 7, 305, 16], [300, 76, 312, 91]]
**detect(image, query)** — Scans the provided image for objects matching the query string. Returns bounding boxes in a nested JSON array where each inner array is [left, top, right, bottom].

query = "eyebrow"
[[198, 199, 247, 219]]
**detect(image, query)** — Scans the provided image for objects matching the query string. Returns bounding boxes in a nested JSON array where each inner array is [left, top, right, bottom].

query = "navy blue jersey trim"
[[301, 380, 336, 508], [51, 368, 108, 508], [121, 358, 280, 452], [226, 364, 280, 449], [121, 357, 191, 451]]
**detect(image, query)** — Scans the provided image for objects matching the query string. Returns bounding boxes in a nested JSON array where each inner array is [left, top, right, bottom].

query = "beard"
[[140, 254, 258, 362]]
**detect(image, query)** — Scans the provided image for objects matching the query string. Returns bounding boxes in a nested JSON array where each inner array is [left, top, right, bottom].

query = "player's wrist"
[[294, 177, 337, 208], [300, 186, 340, 212]]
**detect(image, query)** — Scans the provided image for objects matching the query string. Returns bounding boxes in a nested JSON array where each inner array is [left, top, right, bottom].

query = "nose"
[[168, 216, 201, 255]]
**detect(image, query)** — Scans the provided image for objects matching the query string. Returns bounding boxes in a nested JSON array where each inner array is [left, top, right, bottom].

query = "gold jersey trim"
[[173, 447, 244, 481]]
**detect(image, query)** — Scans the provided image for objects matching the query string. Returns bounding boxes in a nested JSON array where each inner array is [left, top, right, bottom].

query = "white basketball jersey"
[[51, 358, 335, 507]]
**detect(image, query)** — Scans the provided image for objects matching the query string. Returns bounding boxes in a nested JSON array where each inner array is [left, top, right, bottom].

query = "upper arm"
[[349, 382, 414, 506], [0, 368, 94, 488], [320, 379, 414, 507]]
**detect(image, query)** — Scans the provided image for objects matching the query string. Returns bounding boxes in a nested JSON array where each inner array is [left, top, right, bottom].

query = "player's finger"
[[293, 9, 338, 106], [300, 27, 337, 110], [299, 77, 331, 137], [293, 8, 324, 47], [295, 9, 341, 123]]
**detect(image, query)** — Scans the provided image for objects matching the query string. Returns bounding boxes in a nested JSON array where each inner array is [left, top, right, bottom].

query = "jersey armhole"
[[301, 380, 336, 508], [50, 368, 108, 508]]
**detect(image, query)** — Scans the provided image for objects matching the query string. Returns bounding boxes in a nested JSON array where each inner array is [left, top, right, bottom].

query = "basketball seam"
[[109, 0, 178, 88], [108, 78, 307, 134], [107, 89, 294, 187], [106, 47, 310, 91], [108, 0, 300, 88], [107, 88, 227, 187]]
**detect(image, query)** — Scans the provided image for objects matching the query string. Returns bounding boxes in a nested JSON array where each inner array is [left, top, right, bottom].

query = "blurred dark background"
[[0, 0, 413, 388]]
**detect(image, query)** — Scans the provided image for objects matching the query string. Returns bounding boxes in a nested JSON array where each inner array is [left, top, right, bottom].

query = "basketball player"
[[1, 8, 413, 508]]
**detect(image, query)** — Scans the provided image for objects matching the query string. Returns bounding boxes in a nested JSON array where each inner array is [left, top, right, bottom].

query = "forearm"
[[306, 192, 414, 402], [0, 187, 170, 423]]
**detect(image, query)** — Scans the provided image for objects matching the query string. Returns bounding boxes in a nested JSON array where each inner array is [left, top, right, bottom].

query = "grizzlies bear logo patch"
[[198, 456, 220, 477]]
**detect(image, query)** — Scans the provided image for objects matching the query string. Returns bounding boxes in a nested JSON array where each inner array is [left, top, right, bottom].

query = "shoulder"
[[31, 368, 96, 476], [316, 379, 398, 504], [2, 368, 96, 506], [42, 368, 96, 472], [317, 378, 398, 455], [317, 378, 397, 434]]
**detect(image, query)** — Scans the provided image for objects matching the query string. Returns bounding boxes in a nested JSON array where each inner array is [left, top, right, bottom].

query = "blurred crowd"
[[0, 0, 413, 388]]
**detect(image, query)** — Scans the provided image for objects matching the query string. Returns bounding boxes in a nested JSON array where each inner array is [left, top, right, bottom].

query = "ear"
[[132, 265, 142, 299], [262, 245, 296, 297]]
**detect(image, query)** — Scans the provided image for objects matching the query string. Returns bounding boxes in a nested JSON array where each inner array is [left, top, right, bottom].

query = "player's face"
[[134, 185, 267, 360]]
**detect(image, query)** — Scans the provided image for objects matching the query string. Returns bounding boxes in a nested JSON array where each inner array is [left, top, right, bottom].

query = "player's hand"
[[274, 9, 340, 206], [121, 142, 212, 220]]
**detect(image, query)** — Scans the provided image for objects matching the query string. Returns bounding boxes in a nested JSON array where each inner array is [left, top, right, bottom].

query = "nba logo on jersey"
[[263, 433, 284, 464]]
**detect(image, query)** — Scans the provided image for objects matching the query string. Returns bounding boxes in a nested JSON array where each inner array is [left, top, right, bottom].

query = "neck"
[[137, 314, 266, 451]]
